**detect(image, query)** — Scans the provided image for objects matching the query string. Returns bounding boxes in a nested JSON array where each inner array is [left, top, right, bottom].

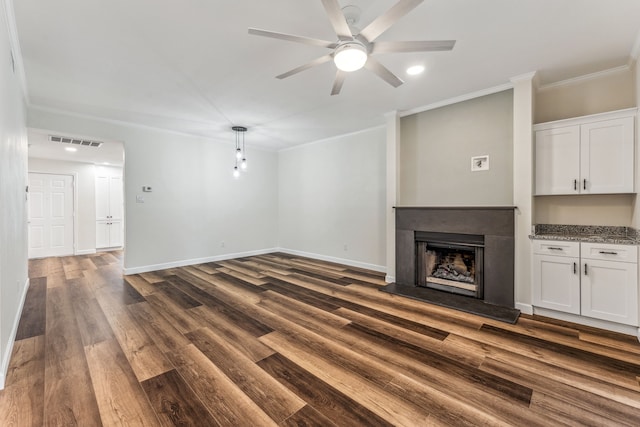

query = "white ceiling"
[[13, 0, 640, 151]]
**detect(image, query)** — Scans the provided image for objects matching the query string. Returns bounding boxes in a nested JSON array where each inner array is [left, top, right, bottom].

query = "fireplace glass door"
[[415, 232, 484, 299]]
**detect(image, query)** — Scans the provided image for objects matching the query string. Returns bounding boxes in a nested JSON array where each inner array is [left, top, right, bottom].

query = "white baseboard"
[[123, 247, 387, 277], [75, 249, 97, 255], [0, 277, 30, 390], [275, 247, 387, 273], [515, 302, 533, 315], [533, 306, 639, 337], [123, 248, 279, 275], [385, 275, 396, 283]]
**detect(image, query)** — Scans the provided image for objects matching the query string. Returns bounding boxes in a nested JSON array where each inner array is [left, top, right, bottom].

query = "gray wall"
[[0, 5, 28, 388], [399, 90, 514, 207]]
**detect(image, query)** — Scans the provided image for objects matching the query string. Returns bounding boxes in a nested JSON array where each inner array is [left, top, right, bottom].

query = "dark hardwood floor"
[[1, 251, 640, 426]]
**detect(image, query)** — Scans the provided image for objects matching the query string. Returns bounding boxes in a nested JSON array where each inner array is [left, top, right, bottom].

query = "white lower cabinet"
[[533, 241, 580, 314], [96, 220, 123, 249], [533, 240, 638, 326]]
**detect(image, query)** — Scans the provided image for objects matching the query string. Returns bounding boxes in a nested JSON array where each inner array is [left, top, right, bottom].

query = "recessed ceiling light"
[[407, 65, 425, 76], [103, 162, 110, 165], [65, 147, 77, 152]]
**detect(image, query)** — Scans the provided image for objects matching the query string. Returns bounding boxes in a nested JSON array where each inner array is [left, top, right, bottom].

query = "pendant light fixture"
[[232, 126, 248, 178]]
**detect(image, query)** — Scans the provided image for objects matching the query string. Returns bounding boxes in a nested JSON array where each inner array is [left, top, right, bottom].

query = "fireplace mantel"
[[395, 206, 515, 308]]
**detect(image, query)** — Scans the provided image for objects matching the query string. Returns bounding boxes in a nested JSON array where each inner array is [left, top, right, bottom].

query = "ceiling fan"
[[248, 0, 455, 95]]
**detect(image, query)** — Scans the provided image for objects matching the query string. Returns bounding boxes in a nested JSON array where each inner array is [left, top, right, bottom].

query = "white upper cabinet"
[[534, 109, 636, 196], [535, 125, 580, 195], [96, 175, 123, 220], [580, 117, 635, 194]]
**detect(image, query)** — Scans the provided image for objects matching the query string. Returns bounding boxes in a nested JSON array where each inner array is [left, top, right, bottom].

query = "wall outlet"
[[142, 186, 152, 192], [343, 244, 348, 251], [221, 241, 225, 248], [136, 195, 144, 203]]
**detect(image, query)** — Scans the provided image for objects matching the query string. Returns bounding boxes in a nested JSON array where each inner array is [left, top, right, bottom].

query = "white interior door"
[[28, 173, 74, 258]]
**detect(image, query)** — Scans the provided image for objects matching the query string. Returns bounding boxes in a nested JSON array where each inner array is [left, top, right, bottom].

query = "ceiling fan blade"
[[371, 40, 456, 53], [364, 57, 404, 88], [276, 54, 333, 79], [248, 28, 337, 48], [331, 70, 347, 96], [321, 0, 353, 41], [359, 0, 424, 42]]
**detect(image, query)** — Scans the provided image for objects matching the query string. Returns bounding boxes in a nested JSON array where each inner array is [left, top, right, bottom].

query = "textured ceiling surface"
[[14, 0, 640, 151]]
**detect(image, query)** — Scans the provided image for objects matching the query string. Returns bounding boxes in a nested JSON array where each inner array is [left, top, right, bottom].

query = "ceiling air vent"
[[49, 135, 103, 148]]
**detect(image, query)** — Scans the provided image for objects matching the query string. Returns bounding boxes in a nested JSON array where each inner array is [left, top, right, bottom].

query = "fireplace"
[[415, 231, 484, 298], [395, 207, 515, 308]]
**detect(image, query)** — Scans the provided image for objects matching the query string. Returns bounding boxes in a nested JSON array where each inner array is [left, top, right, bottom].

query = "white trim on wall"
[[123, 248, 280, 275], [278, 124, 386, 153], [123, 247, 387, 276], [276, 248, 387, 273], [0, 277, 29, 390], [515, 302, 533, 315], [1, 0, 29, 102], [533, 306, 638, 337], [399, 83, 514, 118], [76, 249, 97, 255], [28, 105, 276, 152], [537, 65, 632, 91]]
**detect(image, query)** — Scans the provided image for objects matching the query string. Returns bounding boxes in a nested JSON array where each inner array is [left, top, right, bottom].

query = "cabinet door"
[[96, 221, 110, 249], [581, 259, 638, 325], [535, 126, 580, 195], [580, 117, 634, 194], [109, 221, 123, 248], [109, 176, 123, 220], [95, 176, 110, 220], [533, 254, 581, 314]]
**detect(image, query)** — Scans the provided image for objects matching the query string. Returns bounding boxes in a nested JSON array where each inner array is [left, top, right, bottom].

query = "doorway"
[[27, 128, 125, 258]]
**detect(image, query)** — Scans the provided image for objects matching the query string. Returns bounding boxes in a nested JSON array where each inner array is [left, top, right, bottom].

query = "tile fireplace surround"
[[395, 207, 515, 308]]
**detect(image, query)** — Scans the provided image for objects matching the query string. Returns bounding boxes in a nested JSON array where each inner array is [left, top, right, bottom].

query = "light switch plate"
[[136, 195, 144, 203]]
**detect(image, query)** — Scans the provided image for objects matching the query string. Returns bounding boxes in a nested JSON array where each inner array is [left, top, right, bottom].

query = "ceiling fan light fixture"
[[333, 42, 367, 72]]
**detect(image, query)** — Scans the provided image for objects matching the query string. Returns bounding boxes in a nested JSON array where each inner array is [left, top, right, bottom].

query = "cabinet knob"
[[573, 262, 577, 274], [573, 179, 577, 191], [583, 179, 587, 190], [548, 247, 563, 251], [599, 251, 618, 255], [584, 263, 588, 275]]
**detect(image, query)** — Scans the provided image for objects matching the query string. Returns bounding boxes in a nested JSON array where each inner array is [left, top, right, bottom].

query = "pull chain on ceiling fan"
[[248, 0, 456, 95]]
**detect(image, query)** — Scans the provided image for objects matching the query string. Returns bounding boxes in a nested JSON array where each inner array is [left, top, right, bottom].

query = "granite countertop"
[[530, 224, 640, 245]]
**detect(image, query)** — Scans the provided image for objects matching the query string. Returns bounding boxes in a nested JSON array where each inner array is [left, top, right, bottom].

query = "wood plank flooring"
[[1, 251, 640, 426]]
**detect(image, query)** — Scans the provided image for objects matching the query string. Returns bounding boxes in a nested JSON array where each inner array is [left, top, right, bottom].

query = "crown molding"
[[278, 124, 385, 153], [2, 0, 29, 103], [510, 71, 538, 84], [28, 104, 278, 152], [399, 83, 514, 118], [537, 64, 632, 91]]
